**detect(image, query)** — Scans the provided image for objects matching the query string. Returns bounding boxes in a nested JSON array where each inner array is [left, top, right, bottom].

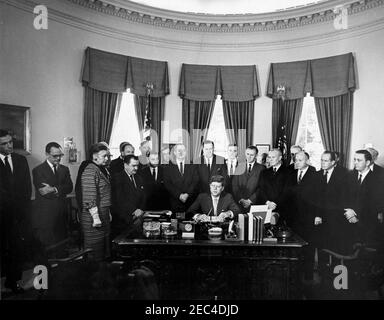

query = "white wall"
[[1, 0, 384, 187]]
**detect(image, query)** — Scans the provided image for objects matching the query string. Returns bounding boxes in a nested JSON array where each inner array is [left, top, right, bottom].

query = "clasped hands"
[[344, 208, 359, 223], [38, 183, 57, 196], [194, 211, 232, 223]]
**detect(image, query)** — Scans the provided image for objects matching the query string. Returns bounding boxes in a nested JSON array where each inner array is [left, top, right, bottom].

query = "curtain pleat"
[[314, 92, 353, 167], [222, 100, 254, 157], [84, 87, 120, 156], [182, 99, 215, 163]]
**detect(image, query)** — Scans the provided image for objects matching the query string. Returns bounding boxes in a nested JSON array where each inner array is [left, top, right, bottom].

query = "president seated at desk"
[[186, 175, 241, 221]]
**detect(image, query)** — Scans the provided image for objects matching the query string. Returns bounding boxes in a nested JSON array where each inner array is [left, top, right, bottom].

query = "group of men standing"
[[2, 126, 384, 292]]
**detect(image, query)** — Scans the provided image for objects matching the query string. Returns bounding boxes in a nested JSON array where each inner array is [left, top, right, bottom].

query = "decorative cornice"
[[5, 0, 384, 51], [65, 0, 384, 32]]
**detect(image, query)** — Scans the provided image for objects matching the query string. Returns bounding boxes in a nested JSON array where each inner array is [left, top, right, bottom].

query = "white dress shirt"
[[0, 153, 13, 172], [297, 166, 309, 182]]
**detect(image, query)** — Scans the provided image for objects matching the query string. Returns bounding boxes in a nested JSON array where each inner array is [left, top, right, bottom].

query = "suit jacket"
[[257, 164, 290, 211], [314, 166, 350, 252], [32, 161, 73, 245], [163, 162, 199, 213], [224, 158, 239, 194], [138, 165, 169, 210], [231, 162, 265, 207], [186, 192, 240, 220], [345, 169, 382, 244], [112, 171, 146, 235], [195, 154, 227, 194], [109, 157, 124, 176], [282, 166, 317, 240], [0, 152, 31, 205]]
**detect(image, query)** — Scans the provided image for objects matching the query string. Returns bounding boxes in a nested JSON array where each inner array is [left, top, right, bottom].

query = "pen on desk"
[[207, 208, 212, 223]]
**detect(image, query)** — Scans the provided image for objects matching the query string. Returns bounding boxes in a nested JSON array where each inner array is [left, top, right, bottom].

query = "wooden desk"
[[112, 235, 307, 300]]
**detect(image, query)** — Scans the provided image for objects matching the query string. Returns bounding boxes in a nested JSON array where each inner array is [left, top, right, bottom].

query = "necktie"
[[4, 155, 13, 175], [179, 162, 183, 175], [230, 162, 234, 176], [213, 197, 219, 216], [298, 170, 303, 184], [207, 160, 211, 172], [358, 173, 362, 185], [324, 170, 328, 184], [152, 167, 156, 180], [273, 167, 277, 174], [53, 164, 57, 175], [130, 175, 137, 189], [248, 163, 252, 174]]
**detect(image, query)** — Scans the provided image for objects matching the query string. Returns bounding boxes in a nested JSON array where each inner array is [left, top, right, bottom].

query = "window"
[[295, 93, 324, 170], [109, 92, 141, 159], [207, 98, 228, 158]]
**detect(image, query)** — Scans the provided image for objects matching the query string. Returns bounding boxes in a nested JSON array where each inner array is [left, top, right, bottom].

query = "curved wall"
[[1, 0, 384, 176]]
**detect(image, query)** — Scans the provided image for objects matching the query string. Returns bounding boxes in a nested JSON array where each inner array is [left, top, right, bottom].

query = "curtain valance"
[[82, 47, 169, 96]]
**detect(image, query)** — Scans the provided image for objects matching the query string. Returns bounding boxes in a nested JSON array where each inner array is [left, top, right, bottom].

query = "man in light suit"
[[32, 142, 73, 248], [186, 175, 240, 221], [232, 146, 265, 213], [195, 140, 227, 194], [163, 143, 198, 214], [112, 155, 146, 238], [0, 129, 32, 293]]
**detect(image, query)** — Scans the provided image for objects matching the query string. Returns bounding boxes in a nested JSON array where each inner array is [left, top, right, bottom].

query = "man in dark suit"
[[225, 144, 239, 195], [32, 142, 73, 248], [139, 152, 169, 210], [195, 140, 227, 194], [187, 175, 240, 221], [232, 146, 265, 213], [283, 151, 317, 237], [344, 150, 383, 247], [314, 150, 350, 254], [288, 145, 302, 171], [112, 155, 146, 238], [109, 141, 135, 175], [0, 129, 32, 293], [163, 143, 198, 214], [257, 149, 290, 215]]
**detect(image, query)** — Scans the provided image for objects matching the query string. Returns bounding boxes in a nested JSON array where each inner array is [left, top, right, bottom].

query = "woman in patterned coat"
[[80, 143, 111, 261]]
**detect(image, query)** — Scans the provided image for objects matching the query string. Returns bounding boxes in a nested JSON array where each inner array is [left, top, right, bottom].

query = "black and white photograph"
[[1, 0, 384, 309]]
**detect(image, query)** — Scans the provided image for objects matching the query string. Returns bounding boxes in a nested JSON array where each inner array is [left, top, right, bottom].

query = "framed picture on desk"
[[0, 104, 31, 155]]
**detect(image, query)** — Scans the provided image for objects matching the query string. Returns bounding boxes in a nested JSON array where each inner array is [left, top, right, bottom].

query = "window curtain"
[[267, 53, 356, 165], [182, 99, 215, 163], [83, 87, 121, 156], [314, 93, 353, 167], [81, 47, 169, 156], [222, 100, 255, 157], [272, 98, 304, 164], [134, 95, 165, 153]]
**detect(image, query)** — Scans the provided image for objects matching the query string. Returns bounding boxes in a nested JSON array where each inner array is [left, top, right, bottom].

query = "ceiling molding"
[[5, 0, 384, 51], [64, 0, 384, 32]]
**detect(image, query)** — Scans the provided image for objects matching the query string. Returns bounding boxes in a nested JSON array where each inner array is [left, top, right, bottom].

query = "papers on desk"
[[143, 210, 172, 218], [250, 205, 272, 224]]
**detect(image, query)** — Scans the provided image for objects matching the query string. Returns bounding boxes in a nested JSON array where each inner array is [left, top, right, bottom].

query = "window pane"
[[207, 99, 228, 158], [109, 92, 141, 159], [295, 94, 324, 170]]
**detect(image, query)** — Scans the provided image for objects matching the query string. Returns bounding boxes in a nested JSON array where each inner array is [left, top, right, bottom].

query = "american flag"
[[143, 83, 153, 143], [276, 124, 288, 161]]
